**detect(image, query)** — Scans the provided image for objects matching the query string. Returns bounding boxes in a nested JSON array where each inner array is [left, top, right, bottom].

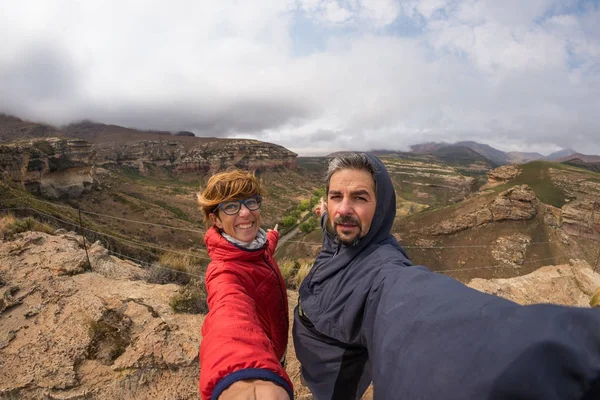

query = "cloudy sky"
[[1, 0, 599, 156]]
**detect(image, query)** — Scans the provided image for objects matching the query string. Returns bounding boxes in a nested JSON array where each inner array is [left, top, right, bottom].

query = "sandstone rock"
[[544, 205, 562, 227], [468, 259, 600, 307], [561, 200, 600, 241], [0, 136, 297, 198], [428, 185, 538, 235], [489, 185, 539, 221], [491, 234, 531, 268], [481, 165, 521, 189], [0, 231, 202, 399]]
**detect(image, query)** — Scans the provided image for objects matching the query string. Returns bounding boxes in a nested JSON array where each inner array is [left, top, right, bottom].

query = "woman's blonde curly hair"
[[197, 169, 263, 227]]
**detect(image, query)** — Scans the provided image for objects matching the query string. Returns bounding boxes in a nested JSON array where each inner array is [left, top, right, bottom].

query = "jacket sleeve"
[[364, 262, 600, 400], [200, 263, 293, 400], [266, 229, 279, 257]]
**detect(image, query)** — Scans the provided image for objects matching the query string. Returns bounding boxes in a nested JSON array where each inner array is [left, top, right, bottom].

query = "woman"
[[197, 169, 292, 400]]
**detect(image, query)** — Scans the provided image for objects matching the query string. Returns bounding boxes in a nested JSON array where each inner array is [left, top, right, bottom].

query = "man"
[[293, 152, 600, 399]]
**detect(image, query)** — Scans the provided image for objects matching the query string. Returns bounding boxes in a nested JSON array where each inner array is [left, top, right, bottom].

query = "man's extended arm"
[[365, 263, 600, 399]]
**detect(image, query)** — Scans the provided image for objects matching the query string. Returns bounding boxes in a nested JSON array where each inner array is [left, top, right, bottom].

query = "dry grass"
[[294, 262, 313, 288], [279, 259, 300, 289], [0, 214, 55, 239], [590, 287, 600, 308], [278, 259, 314, 289], [169, 278, 208, 314], [146, 252, 205, 285]]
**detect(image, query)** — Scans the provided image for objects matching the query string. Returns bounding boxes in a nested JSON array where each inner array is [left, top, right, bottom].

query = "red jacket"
[[199, 227, 292, 400]]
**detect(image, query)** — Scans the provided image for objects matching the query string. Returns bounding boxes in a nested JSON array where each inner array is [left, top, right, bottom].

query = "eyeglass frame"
[[214, 195, 263, 216]]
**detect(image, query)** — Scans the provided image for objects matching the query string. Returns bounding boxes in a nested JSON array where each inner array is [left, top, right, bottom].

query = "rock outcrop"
[[0, 138, 97, 198], [0, 231, 202, 399], [0, 136, 297, 198], [468, 259, 600, 307], [491, 233, 531, 268], [561, 200, 600, 241], [428, 185, 539, 235], [480, 165, 521, 189]]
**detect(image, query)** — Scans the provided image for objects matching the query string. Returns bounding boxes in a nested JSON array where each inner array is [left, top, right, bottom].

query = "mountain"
[[431, 145, 497, 168], [409, 142, 448, 154], [559, 153, 600, 173], [63, 120, 172, 143], [556, 153, 600, 163], [0, 114, 63, 142], [409, 141, 509, 165], [547, 148, 577, 161], [506, 151, 545, 164], [454, 141, 509, 165]]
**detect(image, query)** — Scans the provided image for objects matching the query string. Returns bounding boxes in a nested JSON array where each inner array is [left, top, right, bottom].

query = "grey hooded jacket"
[[292, 153, 600, 400]]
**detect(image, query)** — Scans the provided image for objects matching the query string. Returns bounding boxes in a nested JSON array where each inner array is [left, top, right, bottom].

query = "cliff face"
[[427, 185, 539, 235], [0, 137, 297, 198], [93, 139, 297, 173], [0, 138, 96, 198]]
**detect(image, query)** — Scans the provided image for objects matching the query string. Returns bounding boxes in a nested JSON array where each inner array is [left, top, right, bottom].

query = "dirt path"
[[275, 225, 300, 255]]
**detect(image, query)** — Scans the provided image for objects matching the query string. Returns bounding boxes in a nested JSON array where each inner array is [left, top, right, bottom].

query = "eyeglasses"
[[216, 196, 263, 215]]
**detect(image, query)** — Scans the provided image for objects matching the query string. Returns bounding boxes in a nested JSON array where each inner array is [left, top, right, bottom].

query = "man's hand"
[[268, 224, 279, 233], [219, 380, 290, 400], [314, 197, 327, 217]]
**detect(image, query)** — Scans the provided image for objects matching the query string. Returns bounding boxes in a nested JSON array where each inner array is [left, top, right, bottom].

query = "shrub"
[[313, 188, 326, 199], [278, 259, 300, 289], [281, 215, 297, 227], [590, 287, 600, 308], [87, 309, 132, 365], [299, 217, 318, 234], [297, 199, 312, 212], [33, 140, 55, 155], [146, 252, 203, 285], [0, 215, 55, 238], [170, 278, 208, 314], [295, 262, 313, 288]]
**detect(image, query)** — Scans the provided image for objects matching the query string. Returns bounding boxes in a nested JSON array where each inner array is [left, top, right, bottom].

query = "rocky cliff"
[[93, 138, 297, 173], [0, 138, 97, 198], [427, 185, 539, 235], [0, 136, 297, 198]]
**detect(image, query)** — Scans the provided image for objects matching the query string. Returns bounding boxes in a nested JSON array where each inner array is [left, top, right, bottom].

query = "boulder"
[[468, 259, 600, 307]]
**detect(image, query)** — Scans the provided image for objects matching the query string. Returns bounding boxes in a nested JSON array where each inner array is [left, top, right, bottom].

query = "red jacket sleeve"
[[199, 262, 292, 400], [266, 229, 279, 257]]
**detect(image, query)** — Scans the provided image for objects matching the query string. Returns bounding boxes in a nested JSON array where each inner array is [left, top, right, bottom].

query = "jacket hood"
[[204, 226, 268, 262], [301, 153, 407, 291]]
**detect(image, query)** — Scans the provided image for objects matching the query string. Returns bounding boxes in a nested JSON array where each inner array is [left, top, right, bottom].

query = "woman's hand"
[[267, 224, 278, 233], [219, 380, 290, 400]]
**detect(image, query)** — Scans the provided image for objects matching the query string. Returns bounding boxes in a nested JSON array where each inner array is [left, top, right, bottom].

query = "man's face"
[[327, 168, 376, 246]]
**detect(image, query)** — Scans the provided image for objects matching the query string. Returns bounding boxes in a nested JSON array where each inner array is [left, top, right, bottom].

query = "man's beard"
[[333, 215, 362, 247]]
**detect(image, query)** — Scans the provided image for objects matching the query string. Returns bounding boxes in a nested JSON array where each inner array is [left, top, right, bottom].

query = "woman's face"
[[212, 196, 262, 242]]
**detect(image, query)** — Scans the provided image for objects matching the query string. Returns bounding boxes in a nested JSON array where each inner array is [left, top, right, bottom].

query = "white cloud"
[[0, 0, 599, 156]]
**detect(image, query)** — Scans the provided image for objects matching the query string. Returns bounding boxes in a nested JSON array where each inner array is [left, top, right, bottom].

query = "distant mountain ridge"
[[547, 148, 578, 161], [403, 141, 594, 167]]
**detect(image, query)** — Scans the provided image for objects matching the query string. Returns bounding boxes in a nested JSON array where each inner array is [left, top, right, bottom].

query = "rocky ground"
[[1, 230, 599, 399]]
